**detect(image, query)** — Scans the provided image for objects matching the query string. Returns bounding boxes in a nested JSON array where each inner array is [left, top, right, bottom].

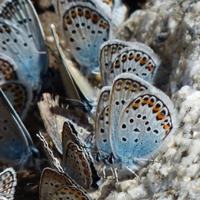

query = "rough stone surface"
[[118, 0, 200, 94], [94, 0, 200, 199]]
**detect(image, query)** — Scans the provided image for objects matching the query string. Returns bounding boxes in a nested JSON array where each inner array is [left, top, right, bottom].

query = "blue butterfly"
[[0, 88, 38, 167], [52, 0, 114, 76], [99, 39, 161, 86], [0, 0, 49, 118], [95, 73, 178, 177]]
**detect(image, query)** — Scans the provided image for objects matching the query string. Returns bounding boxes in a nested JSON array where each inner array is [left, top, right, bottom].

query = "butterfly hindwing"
[[99, 39, 128, 85], [39, 168, 92, 200], [54, 0, 113, 74], [95, 86, 112, 157], [0, 88, 35, 166], [62, 120, 100, 190], [0, 168, 17, 200], [110, 42, 161, 84], [109, 73, 178, 167]]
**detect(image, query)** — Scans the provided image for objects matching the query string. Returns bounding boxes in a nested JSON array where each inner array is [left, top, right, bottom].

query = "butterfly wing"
[[95, 86, 112, 157], [0, 88, 36, 166], [38, 93, 92, 154], [109, 42, 161, 84], [109, 73, 178, 167], [0, 0, 48, 90], [111, 0, 127, 27], [0, 168, 17, 200], [0, 53, 33, 119], [62, 120, 100, 190], [0, 0, 46, 52], [50, 185, 92, 200], [99, 39, 128, 85], [51, 24, 98, 115], [55, 0, 113, 74], [39, 167, 91, 200], [1, 81, 33, 120]]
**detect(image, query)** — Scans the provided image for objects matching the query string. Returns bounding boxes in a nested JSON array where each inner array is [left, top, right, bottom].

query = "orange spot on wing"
[[148, 101, 154, 107], [132, 103, 140, 110], [153, 106, 161, 112], [140, 59, 148, 65], [99, 22, 108, 29], [135, 55, 141, 61], [146, 65, 154, 71], [157, 112, 165, 120]]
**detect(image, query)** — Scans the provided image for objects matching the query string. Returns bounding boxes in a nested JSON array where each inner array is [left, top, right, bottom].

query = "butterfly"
[[0, 0, 48, 117], [38, 120, 100, 190], [95, 73, 178, 176], [62, 120, 100, 189], [101, 0, 127, 27], [50, 24, 99, 117], [99, 39, 161, 86], [0, 88, 38, 167], [52, 0, 114, 75], [0, 168, 17, 200], [0, 53, 33, 119], [39, 167, 92, 200], [38, 93, 93, 154]]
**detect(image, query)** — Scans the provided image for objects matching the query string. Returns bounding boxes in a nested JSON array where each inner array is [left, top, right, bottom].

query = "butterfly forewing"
[[95, 86, 112, 157]]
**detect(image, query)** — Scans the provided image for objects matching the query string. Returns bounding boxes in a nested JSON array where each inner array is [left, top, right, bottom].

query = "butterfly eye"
[[91, 12, 99, 24], [115, 80, 123, 91], [124, 80, 131, 90], [84, 9, 91, 19], [156, 107, 169, 121], [132, 97, 142, 110]]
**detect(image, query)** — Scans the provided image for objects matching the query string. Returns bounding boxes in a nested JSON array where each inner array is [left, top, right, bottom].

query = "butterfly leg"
[[126, 167, 140, 181]]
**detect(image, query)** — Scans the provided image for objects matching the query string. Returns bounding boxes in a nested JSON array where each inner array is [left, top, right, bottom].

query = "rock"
[[96, 1, 200, 199], [118, 0, 200, 94]]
